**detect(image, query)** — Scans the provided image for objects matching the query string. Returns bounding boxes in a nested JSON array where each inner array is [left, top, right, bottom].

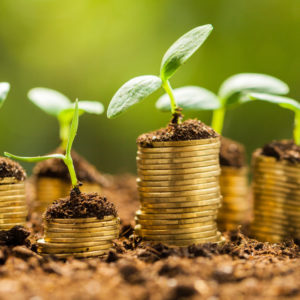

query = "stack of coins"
[[135, 137, 223, 247], [251, 151, 300, 243], [218, 167, 250, 231], [35, 177, 102, 213], [37, 215, 119, 258], [0, 177, 27, 230]]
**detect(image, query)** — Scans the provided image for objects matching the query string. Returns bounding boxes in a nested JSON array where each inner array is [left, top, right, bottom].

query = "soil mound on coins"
[[137, 119, 218, 147], [261, 140, 300, 164], [220, 137, 246, 168], [33, 148, 107, 186], [0, 157, 26, 181], [45, 188, 117, 220]]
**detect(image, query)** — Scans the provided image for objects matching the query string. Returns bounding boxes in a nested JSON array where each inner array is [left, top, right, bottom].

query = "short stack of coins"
[[135, 137, 223, 247], [251, 150, 300, 243], [0, 177, 27, 230], [218, 166, 250, 231], [37, 215, 119, 258], [35, 177, 102, 213]]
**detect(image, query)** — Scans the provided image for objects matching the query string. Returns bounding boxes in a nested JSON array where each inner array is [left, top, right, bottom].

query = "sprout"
[[28, 87, 104, 150], [0, 82, 10, 109], [5, 100, 80, 189], [248, 93, 300, 145], [156, 73, 289, 133], [107, 25, 213, 123]]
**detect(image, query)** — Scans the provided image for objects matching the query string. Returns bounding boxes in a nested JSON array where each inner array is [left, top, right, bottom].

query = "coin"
[[0, 206, 27, 214], [38, 242, 112, 253], [41, 249, 110, 258], [135, 215, 216, 225], [0, 190, 25, 197], [44, 235, 118, 243], [136, 220, 216, 230], [0, 201, 26, 208], [46, 219, 120, 229], [137, 154, 219, 165], [221, 166, 248, 176], [135, 224, 217, 235], [44, 229, 119, 238], [139, 229, 218, 240], [142, 198, 221, 209], [0, 177, 20, 184], [0, 183, 25, 192], [136, 210, 218, 220], [137, 177, 218, 187], [45, 224, 118, 233], [141, 193, 221, 203], [37, 239, 112, 248], [141, 204, 220, 214], [149, 138, 220, 147]]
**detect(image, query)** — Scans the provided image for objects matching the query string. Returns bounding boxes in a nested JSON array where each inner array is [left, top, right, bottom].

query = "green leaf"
[[156, 86, 220, 112], [28, 87, 71, 117], [107, 75, 162, 118], [219, 73, 289, 106], [4, 152, 65, 163], [160, 25, 213, 81], [248, 93, 300, 112], [0, 82, 10, 109], [66, 99, 79, 157]]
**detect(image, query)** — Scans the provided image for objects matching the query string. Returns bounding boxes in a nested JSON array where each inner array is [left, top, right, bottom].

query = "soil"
[[0, 157, 26, 181], [137, 119, 218, 147], [45, 188, 117, 220], [33, 148, 108, 186], [261, 140, 300, 164], [220, 137, 246, 168], [1, 173, 300, 299]]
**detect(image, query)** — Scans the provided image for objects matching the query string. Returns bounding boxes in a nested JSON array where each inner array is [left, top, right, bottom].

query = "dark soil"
[[0, 157, 26, 181], [220, 137, 246, 168], [33, 148, 108, 186], [0, 226, 30, 247], [261, 140, 300, 164], [45, 188, 117, 220], [2, 174, 300, 299], [137, 119, 218, 147]]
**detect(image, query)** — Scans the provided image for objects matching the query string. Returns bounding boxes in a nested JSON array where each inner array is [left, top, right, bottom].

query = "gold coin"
[[0, 190, 25, 197], [44, 229, 119, 238], [0, 177, 20, 184], [37, 239, 111, 248], [148, 138, 220, 147], [142, 198, 221, 209], [137, 177, 219, 187], [0, 211, 27, 218], [254, 199, 300, 210], [139, 229, 218, 240], [136, 220, 216, 230], [138, 181, 218, 193], [50, 216, 117, 224], [0, 217, 26, 224], [135, 224, 216, 235], [44, 235, 118, 243], [135, 215, 216, 225], [253, 190, 300, 202], [138, 165, 219, 176], [0, 206, 27, 213], [0, 224, 26, 231], [221, 166, 248, 175], [138, 149, 220, 159], [138, 170, 221, 181], [41, 249, 110, 258], [0, 183, 25, 192], [0, 201, 26, 208], [253, 171, 300, 184], [141, 204, 220, 214], [137, 154, 219, 165], [136, 210, 218, 220], [141, 193, 221, 203], [140, 187, 220, 199], [138, 141, 220, 152], [137, 160, 219, 171], [45, 225, 118, 233], [46, 219, 120, 229], [0, 195, 26, 203]]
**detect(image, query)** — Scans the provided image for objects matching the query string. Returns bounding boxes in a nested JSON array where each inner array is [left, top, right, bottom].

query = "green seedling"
[[248, 93, 300, 145], [156, 73, 289, 133], [0, 82, 10, 109], [5, 100, 80, 188], [28, 87, 104, 149], [107, 25, 213, 123]]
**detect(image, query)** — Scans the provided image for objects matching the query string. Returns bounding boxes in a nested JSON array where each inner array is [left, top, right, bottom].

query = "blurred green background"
[[0, 0, 299, 174]]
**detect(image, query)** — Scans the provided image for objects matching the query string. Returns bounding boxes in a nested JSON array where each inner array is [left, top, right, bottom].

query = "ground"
[[0, 174, 299, 300]]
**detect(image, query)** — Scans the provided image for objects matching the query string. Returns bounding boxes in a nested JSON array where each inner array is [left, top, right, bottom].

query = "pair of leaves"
[[28, 88, 104, 123], [156, 73, 289, 112], [0, 82, 10, 109], [107, 25, 213, 119]]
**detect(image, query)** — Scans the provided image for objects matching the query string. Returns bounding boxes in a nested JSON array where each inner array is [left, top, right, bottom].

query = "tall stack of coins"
[[35, 178, 102, 213], [135, 137, 223, 247], [0, 177, 27, 230], [218, 167, 250, 231], [37, 215, 119, 258], [251, 150, 300, 243]]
